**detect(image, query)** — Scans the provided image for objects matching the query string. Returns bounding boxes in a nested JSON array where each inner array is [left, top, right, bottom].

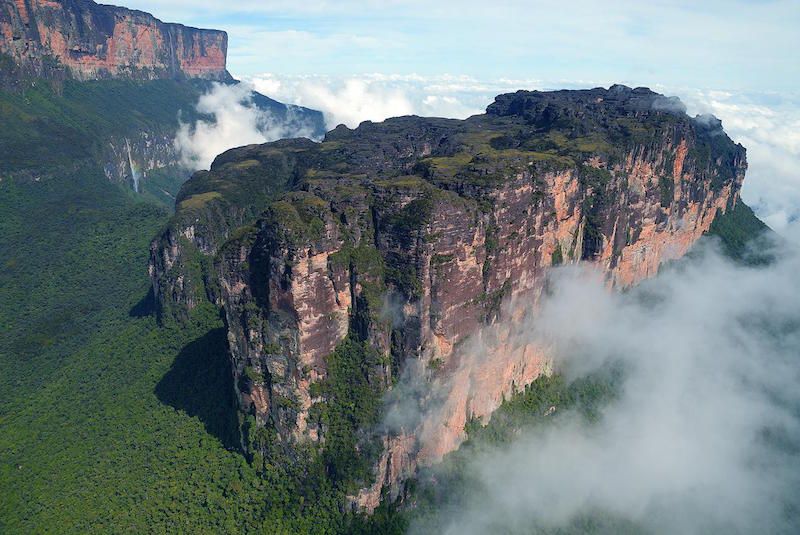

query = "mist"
[[246, 73, 505, 128], [409, 237, 800, 534], [174, 82, 319, 170]]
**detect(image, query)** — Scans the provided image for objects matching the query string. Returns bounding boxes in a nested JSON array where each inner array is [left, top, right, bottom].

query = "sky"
[[134, 3, 800, 531], [127, 1, 799, 91], [143, 0, 799, 230]]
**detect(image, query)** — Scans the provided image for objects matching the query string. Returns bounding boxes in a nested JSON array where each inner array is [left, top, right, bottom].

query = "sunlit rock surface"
[[150, 85, 747, 510], [1, 0, 230, 80]]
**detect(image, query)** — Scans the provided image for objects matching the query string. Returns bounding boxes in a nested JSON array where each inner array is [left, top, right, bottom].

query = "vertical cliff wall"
[[0, 0, 229, 80], [149, 85, 747, 510]]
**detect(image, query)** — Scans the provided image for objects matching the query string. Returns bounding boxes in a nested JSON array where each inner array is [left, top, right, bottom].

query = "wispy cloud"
[[174, 82, 318, 170], [249, 75, 417, 128]]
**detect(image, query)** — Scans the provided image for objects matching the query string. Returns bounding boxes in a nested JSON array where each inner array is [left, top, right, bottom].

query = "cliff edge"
[[149, 85, 747, 509], [1, 0, 230, 80]]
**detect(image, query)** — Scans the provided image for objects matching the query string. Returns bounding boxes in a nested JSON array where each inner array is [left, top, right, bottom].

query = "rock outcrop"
[[0, 0, 230, 80], [150, 85, 747, 509]]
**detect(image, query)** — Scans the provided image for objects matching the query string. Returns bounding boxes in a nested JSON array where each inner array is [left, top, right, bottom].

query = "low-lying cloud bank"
[[245, 73, 542, 128], [412, 237, 800, 534], [174, 82, 319, 170]]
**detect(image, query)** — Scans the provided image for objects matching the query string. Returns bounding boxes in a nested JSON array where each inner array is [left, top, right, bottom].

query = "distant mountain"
[[1, 0, 230, 81], [0, 0, 325, 201]]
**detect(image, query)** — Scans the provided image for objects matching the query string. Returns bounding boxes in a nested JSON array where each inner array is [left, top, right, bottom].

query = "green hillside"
[[0, 79, 199, 175], [0, 168, 343, 533], [0, 75, 324, 176], [0, 77, 331, 532]]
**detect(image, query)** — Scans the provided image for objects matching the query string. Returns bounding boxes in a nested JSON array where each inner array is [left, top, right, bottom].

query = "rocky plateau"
[[150, 84, 747, 510]]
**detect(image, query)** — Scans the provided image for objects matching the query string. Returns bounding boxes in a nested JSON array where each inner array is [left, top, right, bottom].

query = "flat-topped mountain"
[[0, 1, 326, 197], [151, 84, 747, 508], [1, 0, 229, 80]]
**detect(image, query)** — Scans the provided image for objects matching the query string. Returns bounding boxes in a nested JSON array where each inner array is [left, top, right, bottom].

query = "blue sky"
[[128, 0, 798, 91]]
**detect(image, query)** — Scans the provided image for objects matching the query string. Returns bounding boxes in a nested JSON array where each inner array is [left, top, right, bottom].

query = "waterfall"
[[125, 137, 141, 193]]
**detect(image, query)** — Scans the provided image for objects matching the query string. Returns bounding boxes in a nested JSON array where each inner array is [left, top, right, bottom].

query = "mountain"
[[0, 4, 777, 533], [1, 0, 229, 81], [0, 1, 325, 200], [149, 84, 758, 509], [0, 3, 325, 532]]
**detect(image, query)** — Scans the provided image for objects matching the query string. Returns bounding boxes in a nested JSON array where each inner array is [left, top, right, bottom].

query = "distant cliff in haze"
[[1, 0, 230, 81]]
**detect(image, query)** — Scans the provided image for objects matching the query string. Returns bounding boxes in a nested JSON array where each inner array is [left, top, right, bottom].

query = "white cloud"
[[264, 77, 416, 128], [244, 73, 539, 128], [413, 239, 800, 534], [248, 74, 418, 128], [174, 82, 318, 170]]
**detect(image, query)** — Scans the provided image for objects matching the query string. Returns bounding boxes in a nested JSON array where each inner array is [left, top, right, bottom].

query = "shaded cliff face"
[[0, 0, 229, 81], [150, 85, 747, 508]]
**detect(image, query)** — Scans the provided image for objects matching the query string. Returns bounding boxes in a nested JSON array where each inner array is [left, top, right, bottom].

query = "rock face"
[[0, 0, 229, 80], [102, 131, 177, 190], [150, 85, 747, 509]]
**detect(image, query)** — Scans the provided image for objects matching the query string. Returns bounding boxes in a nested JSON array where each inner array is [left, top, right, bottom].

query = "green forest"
[[0, 161, 765, 533], [0, 77, 771, 533]]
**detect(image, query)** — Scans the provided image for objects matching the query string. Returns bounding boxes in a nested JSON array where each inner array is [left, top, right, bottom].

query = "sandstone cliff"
[[0, 0, 229, 80], [150, 85, 747, 509]]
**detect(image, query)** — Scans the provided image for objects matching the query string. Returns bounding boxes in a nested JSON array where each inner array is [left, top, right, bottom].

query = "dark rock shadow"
[[155, 327, 241, 451], [129, 287, 156, 318]]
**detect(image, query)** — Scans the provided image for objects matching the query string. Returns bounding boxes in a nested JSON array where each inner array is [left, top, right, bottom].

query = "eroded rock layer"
[[1, 0, 229, 80], [150, 85, 747, 509]]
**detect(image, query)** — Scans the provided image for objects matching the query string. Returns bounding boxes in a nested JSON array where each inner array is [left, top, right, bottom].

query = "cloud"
[[270, 77, 415, 128], [651, 94, 687, 114], [679, 90, 800, 231], [245, 73, 537, 128], [174, 82, 318, 170], [411, 238, 800, 534]]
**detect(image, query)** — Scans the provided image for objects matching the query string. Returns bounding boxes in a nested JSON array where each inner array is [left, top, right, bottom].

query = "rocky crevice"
[[103, 132, 181, 189]]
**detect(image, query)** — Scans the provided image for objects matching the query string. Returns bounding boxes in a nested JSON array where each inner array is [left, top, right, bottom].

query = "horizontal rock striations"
[[149, 85, 747, 509], [1, 0, 229, 80]]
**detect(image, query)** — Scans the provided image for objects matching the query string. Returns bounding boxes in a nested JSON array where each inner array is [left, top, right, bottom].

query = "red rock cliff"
[[149, 85, 747, 511], [0, 0, 229, 80]]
